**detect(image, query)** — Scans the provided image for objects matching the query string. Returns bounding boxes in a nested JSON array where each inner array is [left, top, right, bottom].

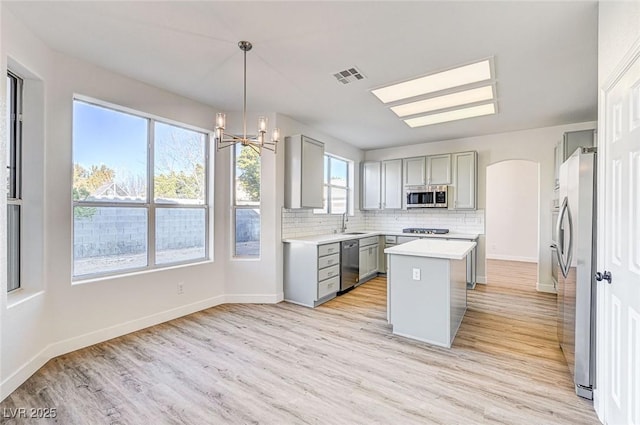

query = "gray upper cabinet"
[[361, 161, 382, 210], [361, 159, 403, 210], [404, 154, 451, 186], [285, 134, 324, 209], [562, 129, 596, 160], [554, 129, 595, 190], [382, 159, 403, 209], [426, 154, 451, 185], [451, 151, 477, 210], [403, 157, 426, 186]]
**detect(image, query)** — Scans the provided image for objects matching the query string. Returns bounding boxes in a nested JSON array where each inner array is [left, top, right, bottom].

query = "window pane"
[[330, 157, 348, 187], [324, 155, 329, 185], [7, 73, 18, 199], [6, 75, 12, 197], [235, 208, 260, 257], [73, 207, 148, 276], [7, 205, 20, 292], [235, 144, 260, 205], [330, 187, 347, 214], [73, 101, 148, 203], [156, 208, 206, 264], [154, 122, 206, 204]]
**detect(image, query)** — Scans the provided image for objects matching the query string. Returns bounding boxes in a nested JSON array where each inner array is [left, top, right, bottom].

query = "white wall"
[[598, 1, 640, 88], [486, 160, 539, 263], [1, 10, 55, 399], [1, 8, 234, 399], [364, 121, 596, 286], [222, 113, 365, 300], [0, 7, 367, 400]]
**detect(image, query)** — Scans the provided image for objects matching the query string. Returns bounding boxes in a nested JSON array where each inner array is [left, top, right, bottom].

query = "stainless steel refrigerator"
[[552, 146, 597, 399]]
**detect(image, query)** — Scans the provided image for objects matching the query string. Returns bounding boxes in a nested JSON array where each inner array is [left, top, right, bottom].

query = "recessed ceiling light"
[[391, 85, 494, 117], [371, 59, 492, 104], [404, 103, 496, 127]]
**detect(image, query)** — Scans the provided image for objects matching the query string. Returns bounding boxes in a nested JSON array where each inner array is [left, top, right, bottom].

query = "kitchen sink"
[[342, 232, 368, 235]]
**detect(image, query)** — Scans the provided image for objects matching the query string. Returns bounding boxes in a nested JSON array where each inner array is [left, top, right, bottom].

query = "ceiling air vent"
[[333, 67, 365, 85]]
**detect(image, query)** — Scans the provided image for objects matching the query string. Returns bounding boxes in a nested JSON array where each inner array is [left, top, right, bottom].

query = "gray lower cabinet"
[[284, 242, 340, 307], [358, 236, 379, 282]]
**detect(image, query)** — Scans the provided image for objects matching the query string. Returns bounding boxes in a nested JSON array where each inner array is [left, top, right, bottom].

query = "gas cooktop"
[[402, 228, 450, 235]]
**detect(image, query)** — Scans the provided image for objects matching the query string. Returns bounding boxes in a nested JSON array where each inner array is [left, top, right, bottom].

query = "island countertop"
[[384, 239, 476, 261]]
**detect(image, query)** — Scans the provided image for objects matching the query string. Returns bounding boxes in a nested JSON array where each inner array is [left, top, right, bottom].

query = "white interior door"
[[600, 44, 640, 425]]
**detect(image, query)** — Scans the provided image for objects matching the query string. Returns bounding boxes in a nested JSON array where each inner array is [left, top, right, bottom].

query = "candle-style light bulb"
[[258, 116, 267, 133], [272, 127, 280, 142], [216, 113, 226, 129]]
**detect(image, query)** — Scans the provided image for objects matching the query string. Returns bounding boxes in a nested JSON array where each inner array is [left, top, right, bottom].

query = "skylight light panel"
[[371, 60, 492, 104], [404, 103, 496, 127], [390, 85, 494, 117]]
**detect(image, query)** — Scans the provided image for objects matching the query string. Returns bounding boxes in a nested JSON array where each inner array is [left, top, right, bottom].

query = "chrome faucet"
[[341, 212, 348, 233]]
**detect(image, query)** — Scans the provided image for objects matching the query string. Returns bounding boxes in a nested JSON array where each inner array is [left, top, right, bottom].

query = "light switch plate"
[[412, 268, 421, 280]]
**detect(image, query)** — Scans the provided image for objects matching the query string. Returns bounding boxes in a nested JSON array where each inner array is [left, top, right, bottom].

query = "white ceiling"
[[5, 1, 598, 150]]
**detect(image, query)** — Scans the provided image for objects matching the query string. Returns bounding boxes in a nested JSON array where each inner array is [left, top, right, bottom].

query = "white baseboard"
[[1, 294, 226, 401], [224, 292, 284, 304], [0, 291, 289, 401], [486, 254, 537, 263], [536, 281, 557, 294]]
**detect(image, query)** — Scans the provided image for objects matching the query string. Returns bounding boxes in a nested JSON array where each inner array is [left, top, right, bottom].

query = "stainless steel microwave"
[[405, 185, 448, 208]]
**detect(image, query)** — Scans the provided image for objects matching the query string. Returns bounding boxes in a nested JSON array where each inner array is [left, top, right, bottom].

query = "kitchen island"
[[384, 239, 476, 348]]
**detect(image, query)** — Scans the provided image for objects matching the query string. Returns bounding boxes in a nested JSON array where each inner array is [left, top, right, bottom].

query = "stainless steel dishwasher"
[[340, 239, 359, 292]]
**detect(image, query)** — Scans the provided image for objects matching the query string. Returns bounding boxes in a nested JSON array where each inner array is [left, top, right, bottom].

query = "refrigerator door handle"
[[556, 197, 568, 276], [562, 198, 574, 278]]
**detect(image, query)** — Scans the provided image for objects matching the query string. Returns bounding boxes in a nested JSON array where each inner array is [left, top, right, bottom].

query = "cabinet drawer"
[[384, 235, 397, 244], [318, 264, 340, 281], [360, 236, 378, 247], [318, 276, 340, 299], [397, 236, 419, 244], [318, 253, 339, 269], [318, 243, 340, 257]]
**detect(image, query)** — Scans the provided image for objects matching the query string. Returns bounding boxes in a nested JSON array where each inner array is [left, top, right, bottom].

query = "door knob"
[[595, 271, 612, 284]]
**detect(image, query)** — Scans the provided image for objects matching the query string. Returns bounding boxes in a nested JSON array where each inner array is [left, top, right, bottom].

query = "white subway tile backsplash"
[[282, 207, 485, 239]]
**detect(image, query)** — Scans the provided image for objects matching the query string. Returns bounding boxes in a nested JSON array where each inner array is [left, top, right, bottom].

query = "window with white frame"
[[233, 144, 260, 257], [7, 71, 22, 292], [72, 99, 210, 279], [316, 154, 351, 214]]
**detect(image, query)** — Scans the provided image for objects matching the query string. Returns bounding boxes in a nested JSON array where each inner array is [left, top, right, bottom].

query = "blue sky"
[[73, 100, 148, 177], [73, 101, 205, 180]]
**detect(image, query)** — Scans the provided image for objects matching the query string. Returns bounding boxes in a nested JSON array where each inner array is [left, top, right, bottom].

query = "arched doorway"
[[485, 160, 539, 290]]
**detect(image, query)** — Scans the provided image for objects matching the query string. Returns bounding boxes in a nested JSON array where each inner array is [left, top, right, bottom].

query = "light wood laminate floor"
[[1, 265, 600, 424]]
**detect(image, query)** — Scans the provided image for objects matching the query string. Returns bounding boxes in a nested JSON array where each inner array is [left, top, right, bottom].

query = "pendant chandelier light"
[[215, 41, 279, 154]]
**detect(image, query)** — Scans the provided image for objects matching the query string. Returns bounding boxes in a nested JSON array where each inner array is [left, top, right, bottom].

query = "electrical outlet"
[[177, 282, 184, 295], [412, 268, 421, 281]]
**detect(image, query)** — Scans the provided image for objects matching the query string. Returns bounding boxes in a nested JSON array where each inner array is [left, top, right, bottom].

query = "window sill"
[[72, 258, 214, 286], [231, 256, 261, 262], [7, 288, 46, 309]]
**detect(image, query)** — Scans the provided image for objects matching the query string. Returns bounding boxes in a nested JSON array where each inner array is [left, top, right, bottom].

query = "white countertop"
[[384, 239, 476, 260], [282, 231, 479, 245]]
